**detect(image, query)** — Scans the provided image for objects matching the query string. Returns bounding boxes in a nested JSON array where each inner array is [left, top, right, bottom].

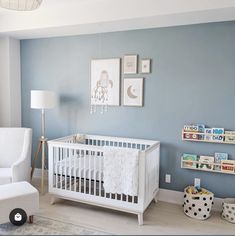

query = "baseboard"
[[158, 188, 223, 211], [33, 168, 223, 211]]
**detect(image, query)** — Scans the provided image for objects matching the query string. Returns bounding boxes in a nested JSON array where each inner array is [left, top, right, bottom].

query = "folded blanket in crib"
[[103, 146, 139, 196]]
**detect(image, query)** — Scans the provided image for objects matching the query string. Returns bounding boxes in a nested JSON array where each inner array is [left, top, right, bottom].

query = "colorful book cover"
[[225, 131, 235, 143], [183, 133, 199, 140], [214, 153, 228, 170], [184, 124, 205, 133], [184, 124, 199, 132], [221, 160, 235, 173], [182, 154, 198, 168], [199, 156, 214, 170], [197, 124, 205, 133], [204, 128, 212, 141], [212, 128, 224, 142], [197, 124, 205, 139]]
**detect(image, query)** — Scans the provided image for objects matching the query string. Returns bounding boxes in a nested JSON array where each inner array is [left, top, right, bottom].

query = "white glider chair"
[[0, 128, 32, 185]]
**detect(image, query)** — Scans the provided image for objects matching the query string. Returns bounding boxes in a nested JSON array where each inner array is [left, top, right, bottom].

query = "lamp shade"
[[31, 90, 56, 109], [0, 0, 43, 11]]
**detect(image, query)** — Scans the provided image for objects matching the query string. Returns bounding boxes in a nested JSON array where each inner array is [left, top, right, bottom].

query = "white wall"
[[0, 37, 21, 127]]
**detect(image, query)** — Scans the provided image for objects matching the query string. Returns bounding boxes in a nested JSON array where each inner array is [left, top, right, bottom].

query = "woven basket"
[[222, 198, 235, 223], [183, 186, 214, 220]]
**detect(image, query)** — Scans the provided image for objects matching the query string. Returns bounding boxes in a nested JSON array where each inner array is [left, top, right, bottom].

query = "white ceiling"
[[0, 0, 235, 39]]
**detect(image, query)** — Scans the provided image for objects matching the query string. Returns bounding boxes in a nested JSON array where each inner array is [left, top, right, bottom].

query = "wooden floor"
[[34, 179, 235, 235]]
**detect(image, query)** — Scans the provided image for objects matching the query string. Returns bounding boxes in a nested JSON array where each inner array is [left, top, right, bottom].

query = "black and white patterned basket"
[[183, 187, 214, 220], [222, 198, 235, 223]]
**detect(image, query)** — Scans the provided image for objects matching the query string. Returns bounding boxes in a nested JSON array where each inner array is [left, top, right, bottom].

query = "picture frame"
[[123, 78, 144, 107], [140, 59, 151, 74], [123, 54, 138, 74], [90, 58, 120, 106]]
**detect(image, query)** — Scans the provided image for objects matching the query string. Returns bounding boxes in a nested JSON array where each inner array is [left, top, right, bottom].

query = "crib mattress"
[[54, 156, 104, 180]]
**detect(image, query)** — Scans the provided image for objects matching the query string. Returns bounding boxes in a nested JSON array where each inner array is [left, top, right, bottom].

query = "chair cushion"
[[0, 168, 12, 185]]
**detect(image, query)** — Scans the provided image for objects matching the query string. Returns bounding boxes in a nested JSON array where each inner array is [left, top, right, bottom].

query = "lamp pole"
[[30, 90, 55, 194], [40, 108, 47, 194]]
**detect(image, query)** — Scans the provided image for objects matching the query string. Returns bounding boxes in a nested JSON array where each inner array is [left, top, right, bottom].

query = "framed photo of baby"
[[90, 58, 121, 106]]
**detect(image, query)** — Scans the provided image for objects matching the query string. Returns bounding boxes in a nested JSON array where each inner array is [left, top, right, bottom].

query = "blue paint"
[[21, 21, 235, 198]]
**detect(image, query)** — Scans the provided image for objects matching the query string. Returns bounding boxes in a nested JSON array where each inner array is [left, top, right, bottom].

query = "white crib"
[[48, 134, 160, 225]]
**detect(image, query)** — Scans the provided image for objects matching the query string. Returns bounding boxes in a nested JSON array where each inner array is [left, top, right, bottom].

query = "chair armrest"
[[11, 129, 32, 183], [11, 158, 30, 182]]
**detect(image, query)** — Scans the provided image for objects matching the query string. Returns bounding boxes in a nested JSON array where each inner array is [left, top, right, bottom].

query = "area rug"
[[0, 216, 111, 235]]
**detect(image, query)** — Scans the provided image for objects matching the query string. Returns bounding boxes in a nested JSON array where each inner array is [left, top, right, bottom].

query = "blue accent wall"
[[21, 21, 235, 198]]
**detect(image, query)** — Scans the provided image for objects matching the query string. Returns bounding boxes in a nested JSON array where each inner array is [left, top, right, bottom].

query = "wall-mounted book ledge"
[[181, 157, 235, 175]]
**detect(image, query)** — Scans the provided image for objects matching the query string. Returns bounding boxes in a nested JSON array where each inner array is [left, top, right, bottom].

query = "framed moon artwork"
[[123, 78, 144, 107], [90, 58, 121, 107]]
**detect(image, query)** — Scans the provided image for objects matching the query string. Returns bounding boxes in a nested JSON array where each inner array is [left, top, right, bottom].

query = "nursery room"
[[0, 0, 235, 235]]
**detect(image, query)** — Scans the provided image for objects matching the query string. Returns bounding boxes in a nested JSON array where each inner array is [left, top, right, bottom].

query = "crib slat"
[[79, 151, 82, 193], [132, 195, 135, 203], [88, 151, 91, 195], [84, 150, 86, 194], [55, 147, 58, 188], [94, 151, 97, 196], [74, 149, 77, 192], [69, 148, 72, 191], [59, 148, 63, 189], [99, 152, 102, 197], [62, 148, 68, 190]]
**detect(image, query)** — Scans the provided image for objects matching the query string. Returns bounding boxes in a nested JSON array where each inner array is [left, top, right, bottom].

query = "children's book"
[[199, 156, 214, 170], [204, 128, 212, 141], [182, 154, 198, 168], [214, 153, 228, 170], [225, 131, 235, 143], [221, 160, 235, 173], [212, 128, 224, 142]]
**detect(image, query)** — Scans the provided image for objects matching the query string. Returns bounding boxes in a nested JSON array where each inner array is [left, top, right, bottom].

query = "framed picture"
[[90, 58, 120, 106], [123, 78, 144, 107], [140, 59, 151, 74], [123, 55, 138, 74]]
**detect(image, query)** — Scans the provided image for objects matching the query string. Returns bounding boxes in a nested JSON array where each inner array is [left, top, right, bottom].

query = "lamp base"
[[31, 137, 48, 195]]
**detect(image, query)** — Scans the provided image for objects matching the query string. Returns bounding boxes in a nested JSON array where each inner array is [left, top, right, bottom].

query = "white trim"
[[158, 188, 223, 212], [33, 168, 223, 212]]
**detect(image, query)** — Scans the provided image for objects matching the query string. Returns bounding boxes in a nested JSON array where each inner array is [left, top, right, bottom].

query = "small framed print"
[[123, 54, 138, 74], [123, 78, 144, 107], [140, 59, 151, 74]]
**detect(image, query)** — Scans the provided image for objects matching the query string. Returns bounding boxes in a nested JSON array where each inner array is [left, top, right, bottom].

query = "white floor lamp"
[[30, 90, 56, 194]]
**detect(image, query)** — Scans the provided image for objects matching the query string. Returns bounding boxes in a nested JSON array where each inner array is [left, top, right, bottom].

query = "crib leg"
[[138, 213, 143, 226], [154, 195, 158, 203], [153, 190, 159, 204], [50, 196, 56, 205]]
